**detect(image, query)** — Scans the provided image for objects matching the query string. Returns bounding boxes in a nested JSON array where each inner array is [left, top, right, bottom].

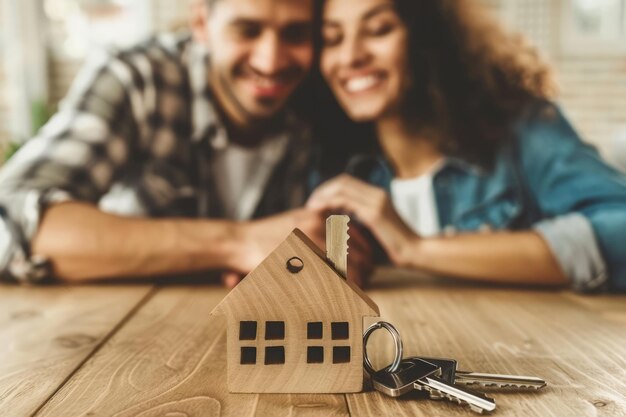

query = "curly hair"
[[315, 0, 557, 171], [395, 0, 556, 164]]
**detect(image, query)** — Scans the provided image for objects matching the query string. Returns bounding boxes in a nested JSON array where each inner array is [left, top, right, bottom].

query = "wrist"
[[224, 221, 250, 271], [395, 234, 423, 268]]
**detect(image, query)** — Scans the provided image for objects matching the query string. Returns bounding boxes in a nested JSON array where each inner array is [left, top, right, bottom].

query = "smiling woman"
[[310, 0, 626, 292], [321, 1, 410, 123], [320, 0, 555, 165]]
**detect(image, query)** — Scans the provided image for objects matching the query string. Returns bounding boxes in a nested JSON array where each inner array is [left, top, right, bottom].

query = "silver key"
[[419, 357, 547, 390], [371, 358, 496, 414]]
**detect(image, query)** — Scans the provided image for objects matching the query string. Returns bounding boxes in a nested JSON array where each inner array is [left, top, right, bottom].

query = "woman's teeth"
[[344, 75, 381, 93]]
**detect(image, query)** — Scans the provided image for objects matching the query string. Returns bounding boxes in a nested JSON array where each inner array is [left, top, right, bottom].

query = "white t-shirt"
[[211, 135, 289, 220], [390, 161, 444, 237]]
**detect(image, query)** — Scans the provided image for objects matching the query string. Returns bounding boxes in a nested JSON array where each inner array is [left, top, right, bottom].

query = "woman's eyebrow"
[[361, 3, 395, 21], [323, 3, 395, 26]]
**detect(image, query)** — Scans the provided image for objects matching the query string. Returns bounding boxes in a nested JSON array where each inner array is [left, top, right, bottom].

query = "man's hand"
[[223, 209, 325, 288], [231, 208, 326, 272], [223, 207, 376, 288]]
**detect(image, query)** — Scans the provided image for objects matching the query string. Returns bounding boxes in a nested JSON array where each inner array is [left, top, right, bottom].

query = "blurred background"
[[0, 0, 625, 170]]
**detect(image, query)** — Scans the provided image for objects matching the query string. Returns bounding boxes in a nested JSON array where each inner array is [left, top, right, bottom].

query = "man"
[[0, 0, 356, 286]]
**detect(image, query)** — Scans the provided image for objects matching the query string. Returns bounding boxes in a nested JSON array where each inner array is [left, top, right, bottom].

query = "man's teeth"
[[345, 75, 381, 92]]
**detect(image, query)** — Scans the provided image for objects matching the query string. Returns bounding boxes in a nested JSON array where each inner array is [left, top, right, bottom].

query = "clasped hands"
[[224, 175, 418, 289]]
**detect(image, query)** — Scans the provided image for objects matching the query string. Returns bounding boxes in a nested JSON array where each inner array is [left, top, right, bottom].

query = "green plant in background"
[[4, 142, 21, 161], [2, 99, 52, 163], [31, 100, 51, 138]]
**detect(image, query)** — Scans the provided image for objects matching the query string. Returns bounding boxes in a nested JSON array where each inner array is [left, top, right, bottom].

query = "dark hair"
[[315, 0, 556, 172]]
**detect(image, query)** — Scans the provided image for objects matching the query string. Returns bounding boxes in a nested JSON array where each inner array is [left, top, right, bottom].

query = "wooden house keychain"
[[210, 215, 380, 393]]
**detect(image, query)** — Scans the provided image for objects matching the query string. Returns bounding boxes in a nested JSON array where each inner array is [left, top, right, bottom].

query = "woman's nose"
[[339, 35, 370, 68]]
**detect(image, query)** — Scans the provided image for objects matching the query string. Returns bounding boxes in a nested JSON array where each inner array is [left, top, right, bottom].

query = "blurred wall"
[[490, 0, 626, 162], [48, 0, 191, 106], [0, 3, 8, 151]]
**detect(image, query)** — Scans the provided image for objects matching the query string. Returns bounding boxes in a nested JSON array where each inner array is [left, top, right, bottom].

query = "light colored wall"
[[0, 1, 9, 151], [492, 0, 626, 164], [47, 0, 191, 108], [152, 0, 190, 32]]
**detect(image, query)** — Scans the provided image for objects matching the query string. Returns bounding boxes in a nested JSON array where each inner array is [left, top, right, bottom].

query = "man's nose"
[[249, 32, 289, 75]]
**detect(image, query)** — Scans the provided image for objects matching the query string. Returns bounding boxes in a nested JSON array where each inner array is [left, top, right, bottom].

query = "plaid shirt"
[[0, 33, 312, 284]]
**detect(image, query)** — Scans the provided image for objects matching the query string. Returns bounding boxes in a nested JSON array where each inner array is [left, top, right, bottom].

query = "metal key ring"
[[363, 321, 403, 375]]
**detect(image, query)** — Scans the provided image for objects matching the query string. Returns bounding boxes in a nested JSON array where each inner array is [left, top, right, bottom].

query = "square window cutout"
[[307, 346, 324, 363], [307, 322, 323, 339], [265, 321, 285, 340], [333, 346, 351, 364], [239, 321, 257, 340], [240, 347, 256, 364], [265, 346, 285, 364], [331, 322, 349, 340]]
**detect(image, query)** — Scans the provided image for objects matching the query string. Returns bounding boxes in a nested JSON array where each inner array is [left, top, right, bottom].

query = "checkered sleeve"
[[0, 49, 143, 283]]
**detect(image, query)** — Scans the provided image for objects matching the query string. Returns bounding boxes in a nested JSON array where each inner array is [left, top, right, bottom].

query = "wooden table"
[[2, 269, 625, 417]]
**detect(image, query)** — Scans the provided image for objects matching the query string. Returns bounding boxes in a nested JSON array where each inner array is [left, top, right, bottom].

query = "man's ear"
[[190, 0, 210, 45]]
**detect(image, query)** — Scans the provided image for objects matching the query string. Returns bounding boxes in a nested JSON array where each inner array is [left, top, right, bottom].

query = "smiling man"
[[202, 0, 313, 128], [0, 0, 329, 285]]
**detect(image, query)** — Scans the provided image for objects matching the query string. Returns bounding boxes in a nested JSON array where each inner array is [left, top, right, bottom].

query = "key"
[[371, 357, 441, 397], [413, 372, 497, 414], [371, 358, 496, 414], [419, 357, 547, 390]]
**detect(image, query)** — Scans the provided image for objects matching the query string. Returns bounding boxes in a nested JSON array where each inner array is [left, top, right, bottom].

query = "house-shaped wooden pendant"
[[210, 215, 380, 393]]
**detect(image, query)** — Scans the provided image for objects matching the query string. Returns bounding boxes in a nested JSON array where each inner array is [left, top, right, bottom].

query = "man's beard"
[[213, 70, 293, 140], [225, 63, 304, 117]]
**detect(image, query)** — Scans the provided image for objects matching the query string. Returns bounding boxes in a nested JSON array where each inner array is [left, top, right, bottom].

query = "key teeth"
[[459, 381, 546, 390], [420, 385, 493, 414], [470, 405, 486, 414]]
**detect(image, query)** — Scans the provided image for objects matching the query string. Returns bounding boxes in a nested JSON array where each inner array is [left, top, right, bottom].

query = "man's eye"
[[282, 25, 312, 45], [234, 23, 262, 39]]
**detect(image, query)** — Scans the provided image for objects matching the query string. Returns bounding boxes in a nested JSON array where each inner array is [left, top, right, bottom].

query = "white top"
[[211, 135, 289, 220], [390, 161, 444, 237]]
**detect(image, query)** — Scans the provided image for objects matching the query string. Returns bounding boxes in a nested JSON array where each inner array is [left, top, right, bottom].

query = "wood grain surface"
[[36, 287, 349, 417], [349, 285, 626, 417], [2, 269, 625, 417], [0, 285, 154, 417]]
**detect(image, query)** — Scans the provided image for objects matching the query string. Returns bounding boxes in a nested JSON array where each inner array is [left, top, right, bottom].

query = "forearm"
[[32, 202, 239, 282], [402, 231, 569, 286]]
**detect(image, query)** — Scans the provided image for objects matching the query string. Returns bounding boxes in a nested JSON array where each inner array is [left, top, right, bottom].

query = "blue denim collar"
[[345, 153, 488, 188]]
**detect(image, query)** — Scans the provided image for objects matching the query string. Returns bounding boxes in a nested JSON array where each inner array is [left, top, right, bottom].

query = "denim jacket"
[[340, 102, 626, 292]]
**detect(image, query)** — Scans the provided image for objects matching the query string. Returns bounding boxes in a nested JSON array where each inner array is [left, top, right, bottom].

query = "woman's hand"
[[307, 174, 419, 266]]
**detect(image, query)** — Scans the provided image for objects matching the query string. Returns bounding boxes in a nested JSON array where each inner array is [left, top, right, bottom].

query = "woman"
[[307, 0, 626, 291]]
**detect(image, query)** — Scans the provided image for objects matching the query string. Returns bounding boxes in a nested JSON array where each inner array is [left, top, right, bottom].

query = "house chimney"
[[326, 215, 349, 279]]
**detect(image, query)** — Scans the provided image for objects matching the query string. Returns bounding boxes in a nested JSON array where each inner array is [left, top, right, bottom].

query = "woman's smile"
[[341, 71, 387, 94]]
